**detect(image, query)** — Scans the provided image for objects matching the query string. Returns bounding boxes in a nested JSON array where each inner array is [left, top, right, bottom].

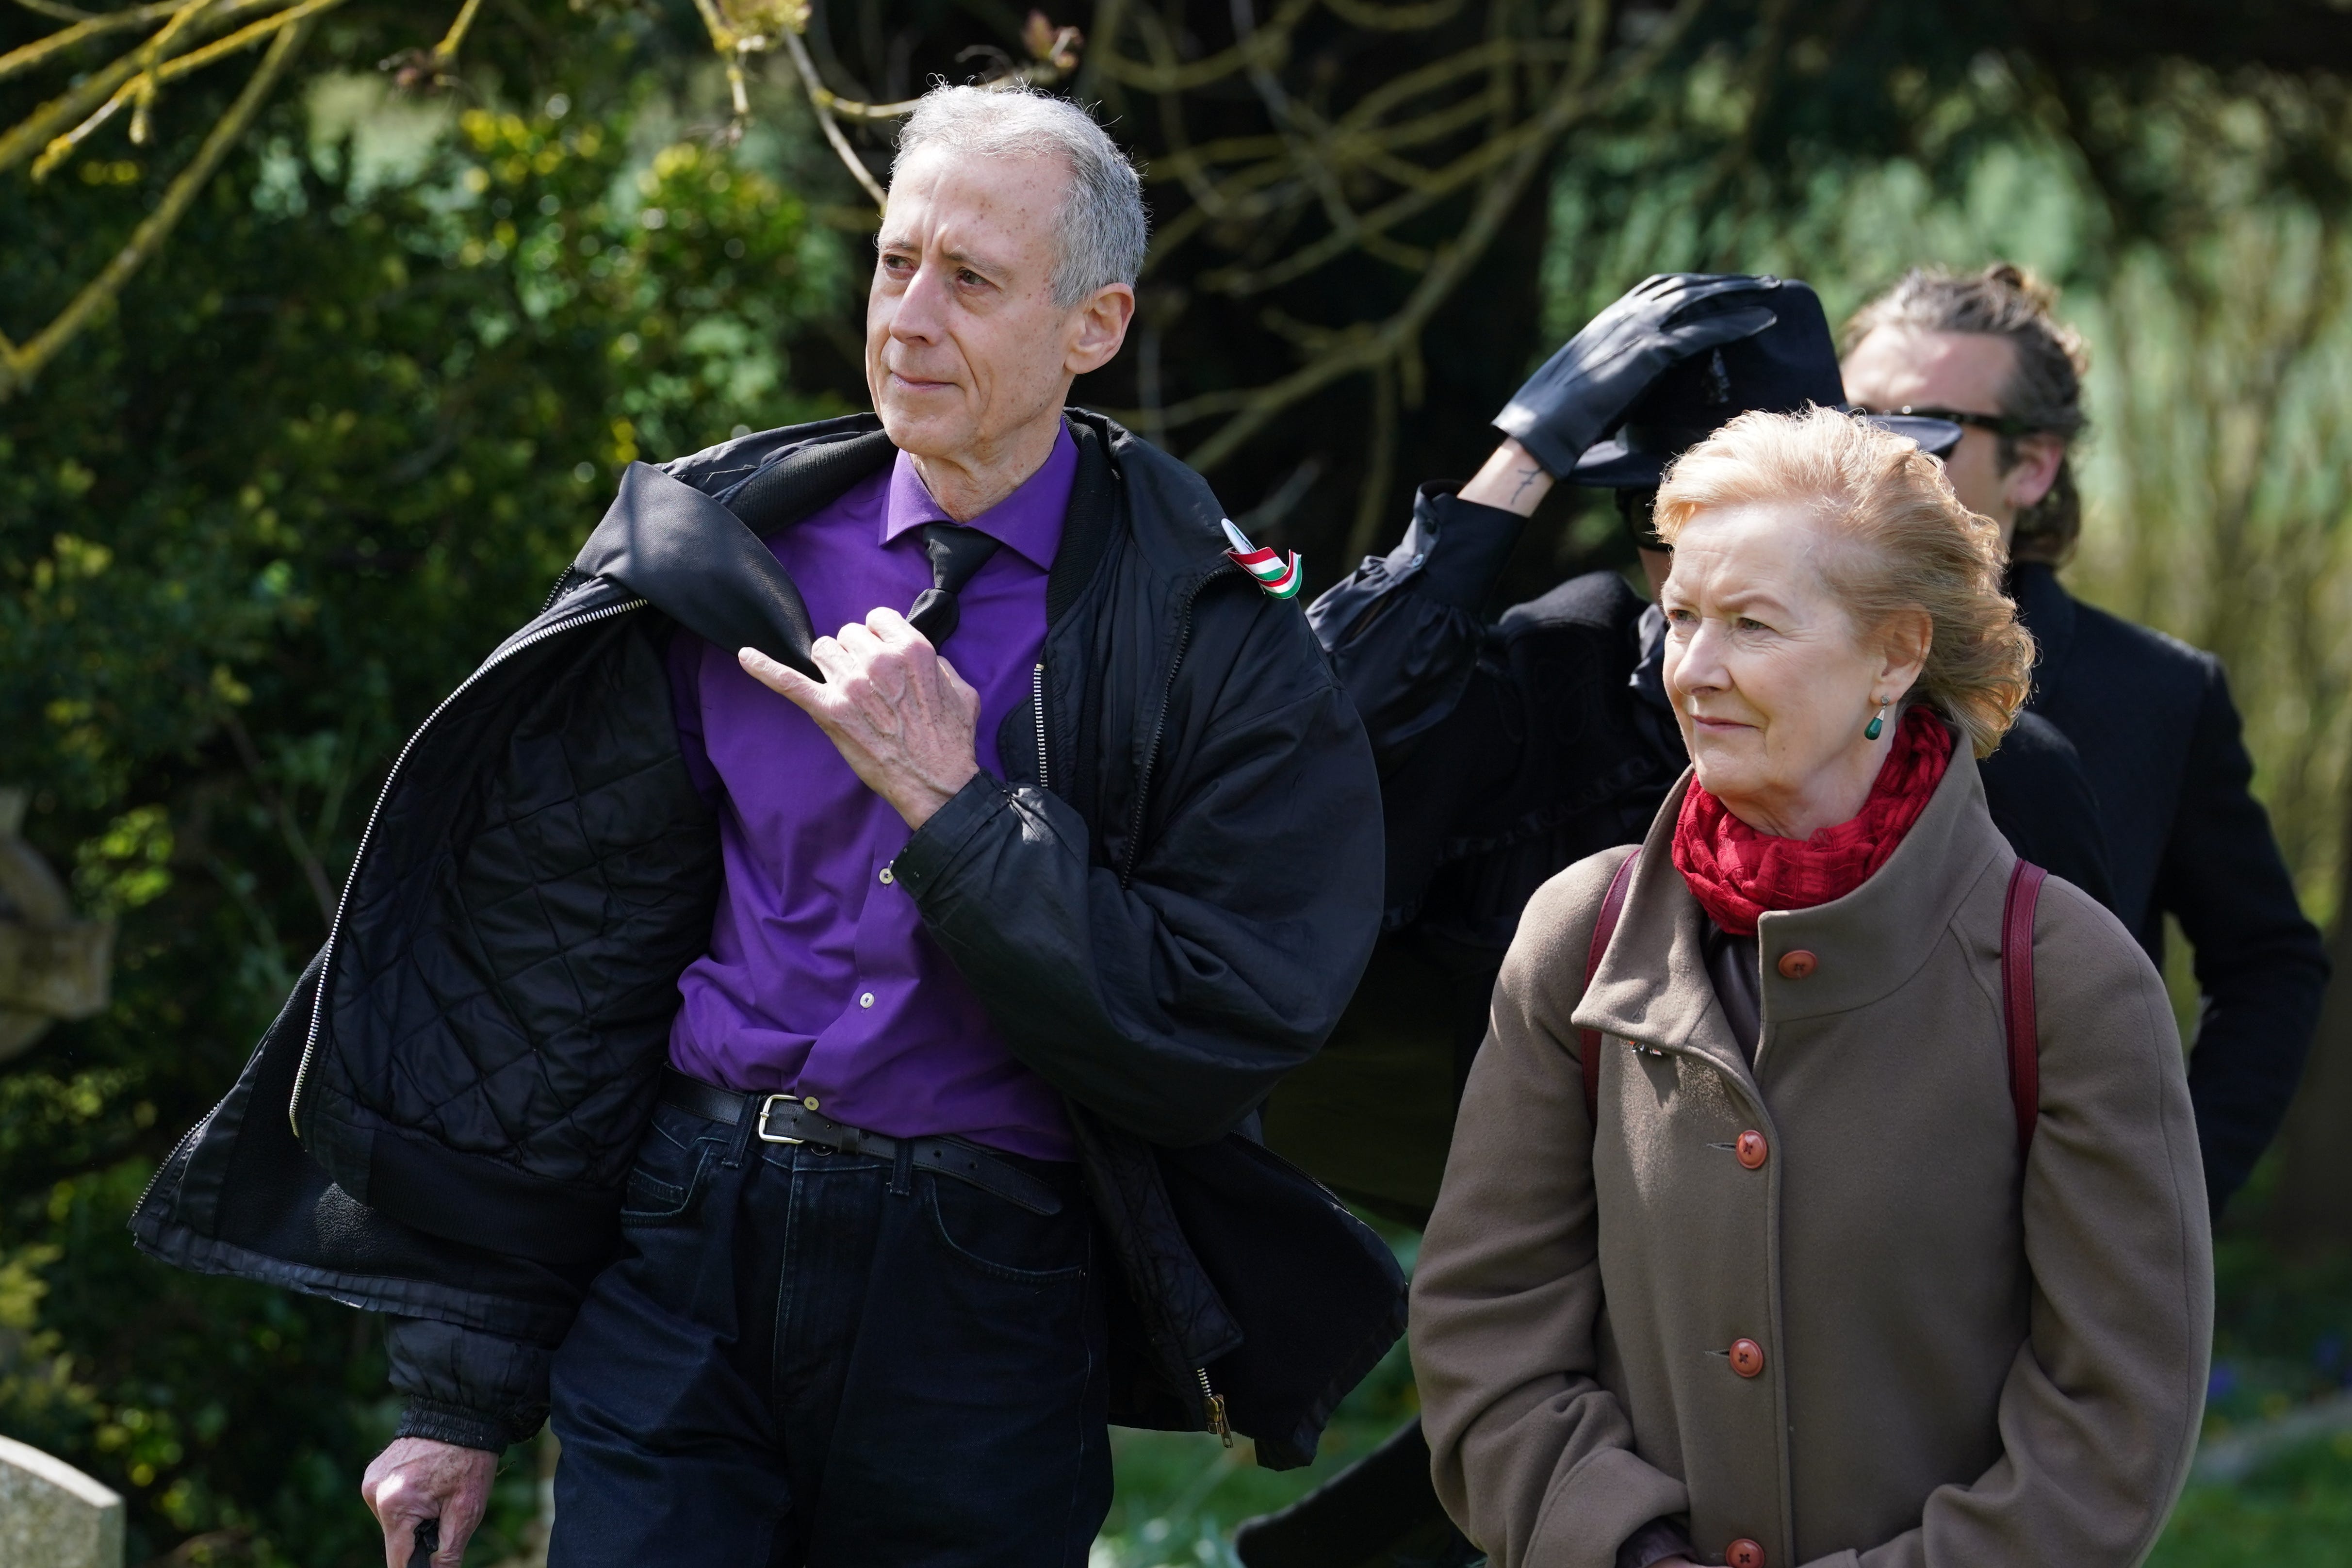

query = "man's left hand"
[[740, 606, 981, 831]]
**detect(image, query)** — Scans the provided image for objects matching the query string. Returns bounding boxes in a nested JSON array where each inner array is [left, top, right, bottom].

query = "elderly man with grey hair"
[[131, 84, 1395, 1567]]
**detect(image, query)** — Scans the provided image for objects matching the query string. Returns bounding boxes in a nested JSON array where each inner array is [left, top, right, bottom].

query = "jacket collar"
[[709, 408, 1235, 588], [568, 409, 1228, 676], [1573, 738, 2009, 1078], [2007, 560, 2076, 709]]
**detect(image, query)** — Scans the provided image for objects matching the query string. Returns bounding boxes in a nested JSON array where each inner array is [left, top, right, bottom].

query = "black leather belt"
[[658, 1069, 1064, 1217]]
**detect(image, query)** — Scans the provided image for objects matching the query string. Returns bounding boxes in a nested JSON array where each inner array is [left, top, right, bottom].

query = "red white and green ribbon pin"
[[1221, 519, 1303, 600]]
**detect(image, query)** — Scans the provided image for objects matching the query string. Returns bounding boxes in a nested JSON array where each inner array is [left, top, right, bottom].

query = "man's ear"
[[2002, 431, 2065, 511], [1066, 283, 1136, 376]]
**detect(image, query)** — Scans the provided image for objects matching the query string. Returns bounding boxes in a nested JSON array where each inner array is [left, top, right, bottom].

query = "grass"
[[2152, 1434, 2352, 1567]]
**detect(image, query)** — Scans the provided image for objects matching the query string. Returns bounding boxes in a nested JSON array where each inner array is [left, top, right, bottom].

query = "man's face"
[[1842, 325, 2059, 547], [866, 147, 1127, 471]]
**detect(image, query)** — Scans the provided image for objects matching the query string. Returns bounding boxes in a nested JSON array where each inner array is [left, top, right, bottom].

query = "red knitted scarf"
[[1672, 705, 1954, 937]]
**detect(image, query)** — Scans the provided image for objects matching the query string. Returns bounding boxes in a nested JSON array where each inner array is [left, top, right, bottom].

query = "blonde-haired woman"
[[1409, 406, 2211, 1568]]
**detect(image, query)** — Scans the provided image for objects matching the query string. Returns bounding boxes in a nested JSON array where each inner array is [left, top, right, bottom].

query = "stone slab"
[[0, 1434, 123, 1568]]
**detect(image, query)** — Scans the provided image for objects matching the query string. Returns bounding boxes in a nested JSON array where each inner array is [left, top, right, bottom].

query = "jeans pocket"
[[619, 1106, 718, 1225], [923, 1175, 1087, 1284]]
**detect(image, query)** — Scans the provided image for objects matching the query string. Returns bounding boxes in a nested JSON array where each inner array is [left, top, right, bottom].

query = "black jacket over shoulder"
[[2010, 561, 2329, 1213], [1286, 489, 2117, 1219], [131, 411, 1400, 1468]]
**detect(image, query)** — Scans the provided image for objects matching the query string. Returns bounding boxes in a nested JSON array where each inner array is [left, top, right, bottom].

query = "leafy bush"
[[0, 52, 847, 1560]]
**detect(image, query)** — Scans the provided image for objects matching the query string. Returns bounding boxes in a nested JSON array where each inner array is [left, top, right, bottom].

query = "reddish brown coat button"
[[1729, 1338, 1765, 1377], [1735, 1129, 1769, 1169], [1776, 949, 1817, 980], [1727, 1539, 1766, 1568]]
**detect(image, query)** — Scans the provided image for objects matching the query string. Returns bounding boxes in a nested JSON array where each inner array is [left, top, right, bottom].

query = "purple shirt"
[[664, 425, 1077, 1160]]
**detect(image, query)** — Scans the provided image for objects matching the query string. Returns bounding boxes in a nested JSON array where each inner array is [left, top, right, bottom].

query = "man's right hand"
[[361, 1437, 497, 1568], [1492, 273, 1780, 478]]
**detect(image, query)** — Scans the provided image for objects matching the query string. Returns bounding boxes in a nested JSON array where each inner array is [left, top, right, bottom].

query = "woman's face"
[[1661, 501, 1927, 839]]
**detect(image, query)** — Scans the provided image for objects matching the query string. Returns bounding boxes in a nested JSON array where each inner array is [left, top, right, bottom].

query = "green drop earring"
[[1864, 699, 1889, 741]]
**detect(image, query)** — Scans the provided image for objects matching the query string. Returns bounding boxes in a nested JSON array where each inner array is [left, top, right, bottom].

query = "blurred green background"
[[8, 0, 2352, 1562]]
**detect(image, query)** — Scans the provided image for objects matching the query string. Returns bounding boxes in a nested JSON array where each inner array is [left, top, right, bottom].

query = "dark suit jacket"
[[2010, 562, 2329, 1214]]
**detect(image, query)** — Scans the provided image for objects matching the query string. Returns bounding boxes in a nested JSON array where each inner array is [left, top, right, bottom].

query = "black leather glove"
[[1494, 273, 1783, 477]]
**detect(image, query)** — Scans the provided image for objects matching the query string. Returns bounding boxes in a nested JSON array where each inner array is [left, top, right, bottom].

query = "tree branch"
[[0, 12, 317, 398], [219, 708, 337, 931], [0, 0, 196, 85], [1177, 0, 1705, 471]]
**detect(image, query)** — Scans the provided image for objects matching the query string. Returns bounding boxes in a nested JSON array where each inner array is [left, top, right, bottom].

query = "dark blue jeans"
[[547, 1099, 1111, 1568]]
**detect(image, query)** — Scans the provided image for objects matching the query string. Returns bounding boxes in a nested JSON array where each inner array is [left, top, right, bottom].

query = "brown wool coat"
[[1409, 749, 2212, 1568]]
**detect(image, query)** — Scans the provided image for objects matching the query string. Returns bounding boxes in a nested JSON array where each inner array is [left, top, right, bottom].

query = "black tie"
[[907, 523, 1002, 647]]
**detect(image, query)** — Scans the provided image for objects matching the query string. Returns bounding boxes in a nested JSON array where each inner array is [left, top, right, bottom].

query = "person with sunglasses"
[[1843, 263, 2328, 1223]]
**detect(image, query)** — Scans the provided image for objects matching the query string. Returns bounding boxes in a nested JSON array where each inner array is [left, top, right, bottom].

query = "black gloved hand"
[[1494, 273, 1783, 478]]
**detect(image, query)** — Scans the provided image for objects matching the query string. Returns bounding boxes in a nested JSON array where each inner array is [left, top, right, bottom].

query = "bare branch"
[[220, 709, 338, 930], [1179, 0, 1706, 471], [0, 0, 303, 171], [31, 0, 331, 178], [0, 13, 316, 398], [782, 30, 928, 124], [0, 0, 195, 85], [430, 0, 484, 61], [11, 0, 101, 21], [781, 25, 890, 205], [1093, 0, 1316, 92], [1319, 0, 1467, 27], [1346, 357, 1399, 558]]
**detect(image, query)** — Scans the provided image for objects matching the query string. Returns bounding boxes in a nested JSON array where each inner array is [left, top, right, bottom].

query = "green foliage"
[[2153, 1436, 2352, 1567], [74, 804, 174, 918], [0, 40, 849, 1557]]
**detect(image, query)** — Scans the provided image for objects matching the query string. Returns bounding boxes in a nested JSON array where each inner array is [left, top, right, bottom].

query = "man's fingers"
[[794, 634, 867, 690], [740, 648, 827, 712], [736, 645, 794, 693], [432, 1448, 496, 1568], [371, 1497, 429, 1568], [866, 605, 933, 654], [433, 1499, 485, 1568], [364, 1466, 409, 1521]]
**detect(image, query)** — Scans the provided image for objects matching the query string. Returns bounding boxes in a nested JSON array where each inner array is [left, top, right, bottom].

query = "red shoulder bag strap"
[[1581, 850, 1641, 1122], [2001, 860, 2047, 1156]]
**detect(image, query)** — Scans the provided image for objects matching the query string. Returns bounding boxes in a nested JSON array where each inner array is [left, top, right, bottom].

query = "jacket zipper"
[[1031, 661, 1049, 792], [1118, 567, 1232, 887], [1197, 1366, 1231, 1445], [131, 1106, 214, 1218], [286, 596, 648, 1136]]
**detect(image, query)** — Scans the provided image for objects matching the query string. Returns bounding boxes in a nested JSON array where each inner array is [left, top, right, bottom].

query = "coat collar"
[[2008, 560, 2076, 710], [1573, 738, 2011, 1079]]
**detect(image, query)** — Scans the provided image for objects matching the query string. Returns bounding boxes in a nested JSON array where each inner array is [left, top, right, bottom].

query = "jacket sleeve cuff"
[[384, 1315, 552, 1452], [1615, 1517, 1695, 1568], [1409, 485, 1530, 611], [891, 772, 1009, 896], [395, 1395, 534, 1453]]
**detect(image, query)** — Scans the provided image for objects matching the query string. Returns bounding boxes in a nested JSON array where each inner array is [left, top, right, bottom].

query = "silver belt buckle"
[[755, 1094, 804, 1145]]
